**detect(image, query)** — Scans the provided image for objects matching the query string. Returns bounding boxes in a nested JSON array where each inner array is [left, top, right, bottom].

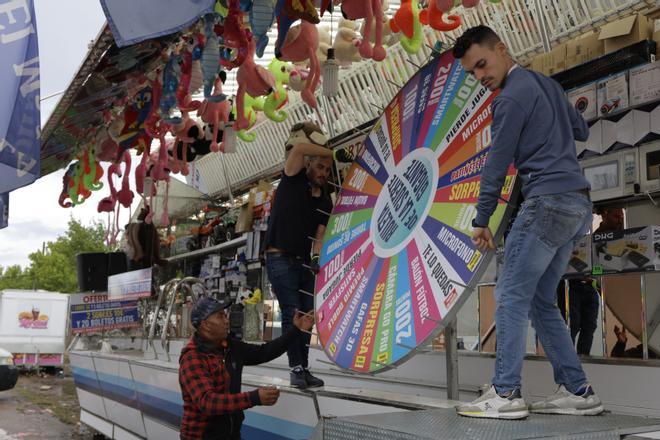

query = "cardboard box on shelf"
[[566, 31, 605, 68], [565, 235, 592, 274], [543, 43, 567, 75], [597, 71, 629, 117], [629, 61, 660, 106], [598, 13, 652, 54], [531, 53, 545, 74], [235, 202, 253, 234], [653, 18, 660, 45], [592, 226, 660, 273], [567, 82, 598, 121]]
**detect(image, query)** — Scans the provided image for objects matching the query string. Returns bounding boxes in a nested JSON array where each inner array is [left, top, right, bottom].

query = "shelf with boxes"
[[565, 226, 660, 277]]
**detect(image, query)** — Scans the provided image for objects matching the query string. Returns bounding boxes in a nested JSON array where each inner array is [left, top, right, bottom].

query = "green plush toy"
[[264, 59, 291, 123]]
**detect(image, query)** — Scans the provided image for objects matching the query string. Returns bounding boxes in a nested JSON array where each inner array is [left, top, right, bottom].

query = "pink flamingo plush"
[[198, 76, 231, 152], [341, 0, 386, 61], [235, 36, 276, 130], [277, 21, 321, 109]]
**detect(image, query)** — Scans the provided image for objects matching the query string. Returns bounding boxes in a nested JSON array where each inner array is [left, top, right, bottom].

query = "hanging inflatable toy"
[[341, 0, 386, 61], [249, 0, 276, 58], [277, 20, 321, 108], [264, 59, 291, 122], [389, 0, 423, 54], [420, 1, 461, 32], [97, 161, 119, 214], [235, 35, 276, 130]]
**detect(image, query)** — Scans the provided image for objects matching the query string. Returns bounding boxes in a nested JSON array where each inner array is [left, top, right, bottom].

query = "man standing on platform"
[[452, 25, 604, 419], [265, 121, 353, 388]]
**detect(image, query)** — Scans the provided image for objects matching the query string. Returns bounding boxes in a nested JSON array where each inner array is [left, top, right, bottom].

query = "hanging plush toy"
[[160, 52, 182, 121], [274, 0, 322, 59], [202, 14, 222, 101], [98, 162, 119, 214], [58, 163, 78, 208], [82, 146, 104, 193], [232, 94, 265, 142], [341, 0, 386, 61], [219, 0, 251, 70], [177, 36, 202, 112], [390, 0, 423, 55], [198, 73, 232, 152], [435, 0, 482, 12], [420, 1, 461, 32], [250, 0, 276, 58], [277, 21, 321, 108], [360, 0, 399, 47], [235, 36, 276, 131], [264, 59, 291, 122], [333, 18, 362, 66], [115, 150, 134, 209], [113, 85, 153, 160]]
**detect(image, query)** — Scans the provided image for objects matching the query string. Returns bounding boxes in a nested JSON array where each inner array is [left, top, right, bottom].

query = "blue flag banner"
[[0, 192, 7, 230], [100, 0, 215, 47], [0, 0, 40, 205]]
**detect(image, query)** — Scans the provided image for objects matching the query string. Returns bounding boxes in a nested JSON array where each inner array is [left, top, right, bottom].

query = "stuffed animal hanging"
[[420, 1, 461, 32], [235, 36, 276, 130], [277, 21, 321, 108], [274, 0, 321, 59], [341, 0, 386, 61], [264, 59, 291, 122], [233, 94, 265, 142], [219, 0, 251, 70], [198, 75, 231, 152], [390, 0, 423, 54], [250, 0, 276, 58], [333, 18, 362, 66]]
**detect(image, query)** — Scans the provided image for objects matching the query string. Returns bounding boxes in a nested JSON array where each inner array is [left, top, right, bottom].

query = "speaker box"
[[107, 252, 128, 276], [76, 252, 108, 292]]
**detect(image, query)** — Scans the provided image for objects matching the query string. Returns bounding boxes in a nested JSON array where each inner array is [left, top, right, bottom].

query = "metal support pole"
[[445, 318, 459, 400]]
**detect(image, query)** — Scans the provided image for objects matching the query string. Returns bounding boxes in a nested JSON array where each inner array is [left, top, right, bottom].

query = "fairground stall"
[[33, 0, 660, 438]]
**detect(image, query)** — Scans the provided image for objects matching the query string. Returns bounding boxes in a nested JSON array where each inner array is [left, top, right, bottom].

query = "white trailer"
[[0, 290, 70, 368]]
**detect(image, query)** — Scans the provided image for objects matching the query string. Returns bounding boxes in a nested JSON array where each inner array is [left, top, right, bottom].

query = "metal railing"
[[147, 277, 207, 361]]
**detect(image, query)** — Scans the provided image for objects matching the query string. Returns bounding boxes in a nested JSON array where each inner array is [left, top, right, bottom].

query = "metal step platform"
[[311, 408, 660, 440]]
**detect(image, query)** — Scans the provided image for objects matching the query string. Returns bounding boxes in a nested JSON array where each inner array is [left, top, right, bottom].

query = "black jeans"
[[266, 254, 314, 368], [558, 280, 600, 355]]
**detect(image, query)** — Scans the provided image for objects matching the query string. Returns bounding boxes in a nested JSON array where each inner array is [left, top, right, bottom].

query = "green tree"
[[0, 265, 33, 290], [25, 218, 109, 293]]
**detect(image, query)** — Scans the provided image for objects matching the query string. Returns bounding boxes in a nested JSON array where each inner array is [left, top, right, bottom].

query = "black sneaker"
[[290, 367, 307, 389], [304, 369, 324, 388]]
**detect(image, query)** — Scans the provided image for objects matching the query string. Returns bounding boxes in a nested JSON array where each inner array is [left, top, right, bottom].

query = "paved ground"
[[0, 371, 97, 439]]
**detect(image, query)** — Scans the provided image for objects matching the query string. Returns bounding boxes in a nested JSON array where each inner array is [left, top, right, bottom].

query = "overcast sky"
[[0, 1, 116, 268]]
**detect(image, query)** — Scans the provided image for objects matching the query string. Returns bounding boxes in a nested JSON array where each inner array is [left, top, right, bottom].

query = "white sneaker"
[[529, 384, 604, 416], [456, 386, 529, 419]]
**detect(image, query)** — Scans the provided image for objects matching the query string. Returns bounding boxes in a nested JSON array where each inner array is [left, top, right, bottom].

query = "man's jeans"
[[266, 254, 314, 368], [493, 191, 592, 395]]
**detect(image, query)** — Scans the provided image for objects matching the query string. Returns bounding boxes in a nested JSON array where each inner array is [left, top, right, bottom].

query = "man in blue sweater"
[[452, 26, 604, 419]]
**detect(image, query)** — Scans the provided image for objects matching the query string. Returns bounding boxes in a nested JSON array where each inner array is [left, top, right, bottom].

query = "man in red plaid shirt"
[[179, 297, 314, 439]]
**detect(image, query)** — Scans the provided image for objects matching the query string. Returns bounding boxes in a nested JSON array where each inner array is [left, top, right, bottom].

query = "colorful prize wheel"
[[314, 50, 520, 373]]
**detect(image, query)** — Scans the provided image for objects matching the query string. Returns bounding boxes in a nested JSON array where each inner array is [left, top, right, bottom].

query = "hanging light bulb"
[[223, 125, 237, 154], [323, 47, 339, 97]]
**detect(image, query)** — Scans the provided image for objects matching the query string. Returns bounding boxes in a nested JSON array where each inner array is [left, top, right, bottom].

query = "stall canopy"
[[0, 0, 41, 228]]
